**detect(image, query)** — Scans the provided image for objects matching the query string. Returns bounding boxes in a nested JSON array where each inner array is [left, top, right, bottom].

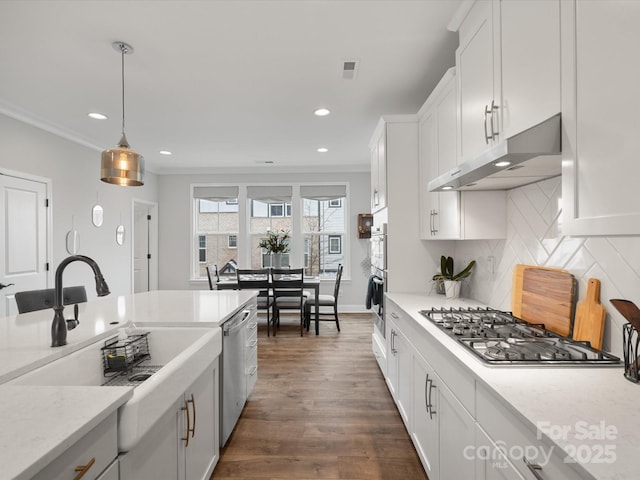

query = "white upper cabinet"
[[455, 0, 560, 163], [561, 0, 640, 235], [419, 68, 506, 240], [500, 0, 560, 139], [456, 0, 500, 164], [370, 125, 387, 213], [419, 69, 461, 240]]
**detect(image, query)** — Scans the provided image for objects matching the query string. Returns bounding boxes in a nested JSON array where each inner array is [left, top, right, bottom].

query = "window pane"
[[250, 200, 292, 234], [304, 234, 344, 278], [302, 198, 345, 234], [195, 198, 239, 279]]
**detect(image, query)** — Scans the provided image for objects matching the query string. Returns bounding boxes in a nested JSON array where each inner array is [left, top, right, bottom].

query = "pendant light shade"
[[101, 41, 144, 186]]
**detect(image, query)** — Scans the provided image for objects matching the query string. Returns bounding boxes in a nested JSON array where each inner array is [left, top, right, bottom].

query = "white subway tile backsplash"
[[459, 176, 639, 356]]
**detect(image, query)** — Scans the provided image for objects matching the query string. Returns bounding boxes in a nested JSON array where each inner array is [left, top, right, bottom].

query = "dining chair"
[[304, 264, 343, 335], [205, 264, 219, 290], [271, 268, 306, 336], [236, 268, 274, 335], [15, 286, 88, 314]]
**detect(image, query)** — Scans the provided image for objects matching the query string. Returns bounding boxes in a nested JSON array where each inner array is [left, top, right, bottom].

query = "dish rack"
[[622, 323, 639, 383], [101, 332, 151, 379]]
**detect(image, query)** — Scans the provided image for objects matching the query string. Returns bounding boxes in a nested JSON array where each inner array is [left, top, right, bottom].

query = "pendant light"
[[100, 41, 144, 186]]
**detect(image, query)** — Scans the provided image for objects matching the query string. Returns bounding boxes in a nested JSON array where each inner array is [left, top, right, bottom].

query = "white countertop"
[[1, 385, 132, 480], [0, 289, 257, 384], [0, 290, 255, 479], [387, 292, 639, 480]]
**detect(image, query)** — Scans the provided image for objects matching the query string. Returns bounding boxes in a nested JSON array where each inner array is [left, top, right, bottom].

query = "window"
[[301, 185, 347, 278], [192, 184, 348, 279], [198, 235, 207, 262], [192, 186, 240, 279], [329, 235, 342, 254]]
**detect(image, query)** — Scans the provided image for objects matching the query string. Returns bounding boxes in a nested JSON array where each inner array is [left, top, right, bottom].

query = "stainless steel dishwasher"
[[220, 303, 257, 446]]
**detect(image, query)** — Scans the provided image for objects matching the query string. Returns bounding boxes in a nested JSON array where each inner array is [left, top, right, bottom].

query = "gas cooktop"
[[420, 307, 620, 366]]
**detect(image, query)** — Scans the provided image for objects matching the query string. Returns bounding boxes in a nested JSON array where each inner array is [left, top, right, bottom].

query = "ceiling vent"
[[342, 59, 359, 79]]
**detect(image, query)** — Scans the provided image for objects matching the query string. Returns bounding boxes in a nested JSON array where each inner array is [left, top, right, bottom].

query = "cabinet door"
[[500, 0, 560, 138], [386, 319, 410, 426], [476, 425, 526, 480], [119, 404, 181, 480], [419, 109, 439, 239], [412, 353, 440, 479], [562, 0, 640, 235], [371, 128, 387, 213], [438, 381, 476, 479], [457, 0, 500, 163], [184, 365, 219, 480], [419, 73, 460, 240]]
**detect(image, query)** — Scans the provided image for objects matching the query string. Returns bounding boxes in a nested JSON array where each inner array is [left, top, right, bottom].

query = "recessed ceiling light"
[[159, 150, 172, 155], [88, 112, 108, 120], [314, 108, 331, 117], [494, 161, 511, 167], [442, 186, 453, 190], [317, 147, 329, 153]]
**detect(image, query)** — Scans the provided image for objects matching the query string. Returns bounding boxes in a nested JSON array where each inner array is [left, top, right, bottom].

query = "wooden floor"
[[211, 314, 428, 480]]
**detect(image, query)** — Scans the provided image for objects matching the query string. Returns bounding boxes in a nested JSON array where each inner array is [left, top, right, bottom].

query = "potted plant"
[[432, 256, 476, 299], [258, 229, 290, 268]]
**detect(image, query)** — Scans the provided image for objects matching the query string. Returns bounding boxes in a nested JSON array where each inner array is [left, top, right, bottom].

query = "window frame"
[[191, 183, 349, 281]]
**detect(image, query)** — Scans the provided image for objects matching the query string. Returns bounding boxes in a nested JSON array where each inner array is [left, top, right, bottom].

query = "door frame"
[[0, 167, 53, 288], [131, 199, 158, 292]]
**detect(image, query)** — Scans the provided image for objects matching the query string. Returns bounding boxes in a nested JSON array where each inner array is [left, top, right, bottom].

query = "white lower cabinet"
[[412, 353, 439, 479], [119, 361, 219, 480], [475, 425, 526, 480], [476, 383, 588, 480], [33, 411, 118, 480], [97, 459, 119, 480], [386, 317, 412, 426], [413, 351, 476, 480], [385, 298, 592, 480]]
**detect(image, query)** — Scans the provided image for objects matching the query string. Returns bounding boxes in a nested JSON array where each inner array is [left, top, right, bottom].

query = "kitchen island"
[[384, 292, 638, 480], [0, 289, 257, 480]]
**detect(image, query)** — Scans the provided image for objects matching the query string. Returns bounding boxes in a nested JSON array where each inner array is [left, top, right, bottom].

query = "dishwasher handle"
[[223, 309, 251, 336]]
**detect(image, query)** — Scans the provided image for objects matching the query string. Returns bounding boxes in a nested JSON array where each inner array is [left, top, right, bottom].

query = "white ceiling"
[[0, 0, 461, 175]]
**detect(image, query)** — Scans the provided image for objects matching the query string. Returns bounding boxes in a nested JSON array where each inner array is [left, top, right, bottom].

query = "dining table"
[[214, 275, 321, 334]]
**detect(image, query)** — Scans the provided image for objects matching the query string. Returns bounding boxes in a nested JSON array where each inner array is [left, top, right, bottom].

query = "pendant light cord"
[[121, 44, 126, 137]]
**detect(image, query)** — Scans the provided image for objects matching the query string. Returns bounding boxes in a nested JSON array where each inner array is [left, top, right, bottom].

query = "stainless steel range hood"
[[428, 114, 561, 192]]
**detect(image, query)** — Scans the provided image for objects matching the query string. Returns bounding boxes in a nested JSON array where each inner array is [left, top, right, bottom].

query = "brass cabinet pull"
[[188, 393, 196, 438], [73, 457, 95, 480], [182, 398, 190, 447]]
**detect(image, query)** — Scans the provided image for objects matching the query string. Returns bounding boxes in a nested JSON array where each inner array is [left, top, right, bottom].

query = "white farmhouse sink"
[[8, 327, 222, 452]]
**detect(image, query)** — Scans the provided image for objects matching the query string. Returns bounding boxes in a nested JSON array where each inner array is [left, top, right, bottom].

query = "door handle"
[[0, 283, 14, 290]]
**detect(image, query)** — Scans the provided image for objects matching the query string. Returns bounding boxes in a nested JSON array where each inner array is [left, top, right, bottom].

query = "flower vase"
[[444, 280, 462, 299], [272, 253, 282, 269]]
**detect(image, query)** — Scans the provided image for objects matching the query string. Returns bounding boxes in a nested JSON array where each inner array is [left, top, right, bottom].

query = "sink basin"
[[8, 326, 222, 451]]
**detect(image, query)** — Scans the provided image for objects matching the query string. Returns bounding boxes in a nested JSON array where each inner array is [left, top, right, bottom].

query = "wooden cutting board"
[[511, 264, 576, 336], [572, 278, 605, 350]]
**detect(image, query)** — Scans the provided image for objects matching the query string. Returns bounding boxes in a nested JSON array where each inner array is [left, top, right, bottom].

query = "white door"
[[0, 174, 49, 315], [133, 200, 158, 293]]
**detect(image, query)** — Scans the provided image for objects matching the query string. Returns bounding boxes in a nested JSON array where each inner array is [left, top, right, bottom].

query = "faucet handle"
[[66, 304, 80, 330]]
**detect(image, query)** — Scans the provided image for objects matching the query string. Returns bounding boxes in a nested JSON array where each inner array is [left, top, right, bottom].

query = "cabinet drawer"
[[33, 411, 118, 480], [477, 384, 592, 480]]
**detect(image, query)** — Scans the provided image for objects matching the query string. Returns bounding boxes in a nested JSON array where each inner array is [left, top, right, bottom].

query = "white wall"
[[0, 114, 158, 297], [157, 171, 371, 311], [454, 176, 638, 357]]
